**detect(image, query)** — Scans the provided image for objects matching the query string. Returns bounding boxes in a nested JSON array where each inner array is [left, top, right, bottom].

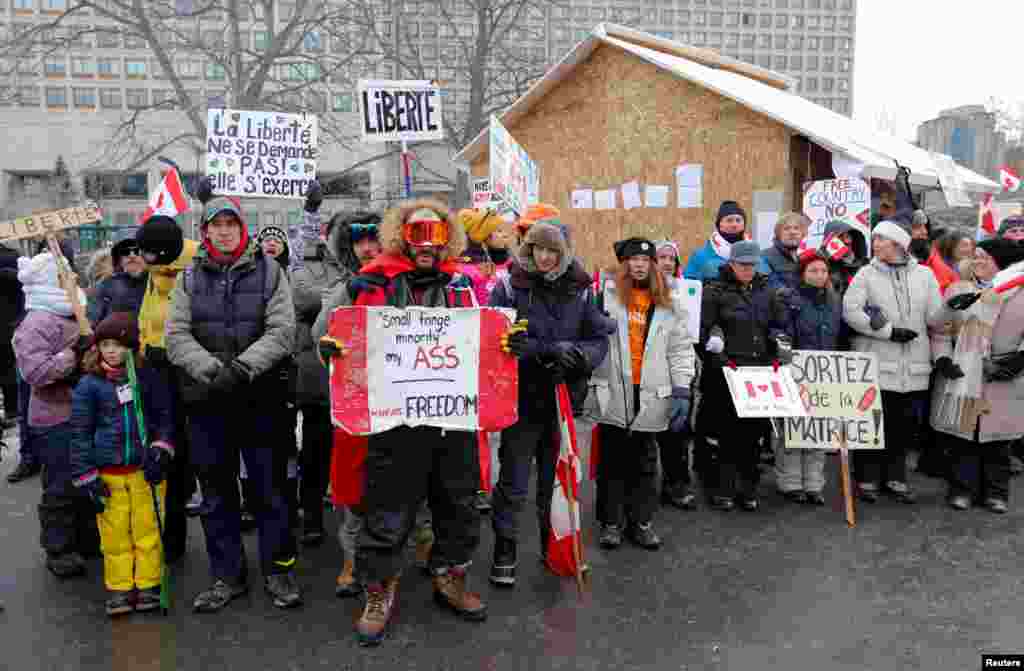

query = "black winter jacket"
[[780, 283, 845, 351], [88, 271, 148, 325], [699, 264, 787, 367]]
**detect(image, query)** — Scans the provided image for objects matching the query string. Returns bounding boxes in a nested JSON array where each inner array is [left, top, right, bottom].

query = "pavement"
[[2, 423, 1024, 671]]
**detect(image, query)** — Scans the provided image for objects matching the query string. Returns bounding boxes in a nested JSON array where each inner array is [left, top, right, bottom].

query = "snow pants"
[[98, 469, 165, 591]]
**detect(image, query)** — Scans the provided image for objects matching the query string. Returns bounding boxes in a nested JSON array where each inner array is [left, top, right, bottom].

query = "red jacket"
[[924, 248, 958, 293]]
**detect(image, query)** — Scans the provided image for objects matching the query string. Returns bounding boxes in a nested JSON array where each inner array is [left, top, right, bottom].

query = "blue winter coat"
[[88, 272, 148, 325], [780, 284, 845, 351], [757, 241, 800, 290], [69, 364, 174, 483], [683, 240, 729, 282]]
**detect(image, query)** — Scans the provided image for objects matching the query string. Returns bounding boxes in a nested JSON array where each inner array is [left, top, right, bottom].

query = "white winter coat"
[[585, 280, 695, 432], [842, 257, 949, 393]]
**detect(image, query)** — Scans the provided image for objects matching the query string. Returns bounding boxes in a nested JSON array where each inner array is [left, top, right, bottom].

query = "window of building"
[[757, 54, 770, 68], [152, 89, 174, 107], [775, 13, 787, 27], [823, 36, 834, 51], [694, 12, 706, 25], [254, 31, 269, 51], [776, 0, 788, 6], [759, 13, 771, 28], [805, 77, 817, 92], [840, 0, 852, 8], [835, 99, 848, 114], [790, 54, 802, 69], [71, 57, 93, 76], [421, 22, 437, 38], [726, 32, 739, 47], [791, 15, 803, 28], [726, 12, 738, 26], [421, 44, 438, 59], [44, 57, 66, 76], [710, 12, 722, 26], [774, 35, 787, 49], [709, 32, 722, 46], [679, 10, 691, 24], [774, 55, 786, 70], [807, 15, 820, 29], [822, 77, 834, 92], [18, 85, 39, 106], [808, 36, 820, 50], [333, 92, 353, 113], [73, 86, 95, 107], [125, 87, 146, 108], [97, 57, 118, 77], [839, 38, 851, 51], [205, 62, 225, 80], [838, 78, 849, 92], [840, 16, 853, 31], [177, 60, 200, 78], [757, 34, 770, 48], [94, 27, 118, 48], [99, 87, 121, 108], [807, 55, 819, 70], [12, 0, 34, 11], [279, 3, 294, 20], [45, 85, 66, 106], [808, 0, 821, 7], [791, 35, 803, 49], [124, 32, 145, 48], [824, 15, 835, 30], [124, 60, 145, 78], [692, 31, 706, 45], [742, 33, 754, 48], [839, 57, 851, 72], [823, 56, 834, 71], [42, 0, 65, 11]]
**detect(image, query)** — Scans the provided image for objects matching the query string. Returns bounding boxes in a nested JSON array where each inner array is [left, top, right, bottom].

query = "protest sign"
[[471, 177, 503, 210], [931, 152, 973, 208], [785, 350, 884, 450], [327, 306, 518, 435], [802, 177, 871, 250], [205, 109, 318, 199], [674, 279, 702, 341], [722, 366, 807, 418], [489, 116, 539, 215], [0, 203, 101, 243], [357, 80, 444, 143]]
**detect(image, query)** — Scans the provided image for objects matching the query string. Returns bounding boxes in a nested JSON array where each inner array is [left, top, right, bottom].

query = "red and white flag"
[[979, 193, 996, 237], [140, 167, 189, 223], [819, 233, 850, 261], [1000, 166, 1021, 193], [547, 383, 585, 583]]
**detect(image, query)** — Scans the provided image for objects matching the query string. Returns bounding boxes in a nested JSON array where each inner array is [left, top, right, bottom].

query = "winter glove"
[[318, 336, 347, 367], [773, 336, 793, 366], [864, 303, 888, 331], [304, 180, 323, 213], [500, 320, 528, 354], [143, 442, 174, 484], [983, 351, 1024, 382], [210, 359, 248, 394], [705, 326, 725, 354], [889, 328, 919, 344], [668, 388, 691, 433], [505, 332, 545, 359], [80, 476, 110, 514], [547, 341, 588, 377], [933, 356, 965, 380], [194, 176, 215, 204]]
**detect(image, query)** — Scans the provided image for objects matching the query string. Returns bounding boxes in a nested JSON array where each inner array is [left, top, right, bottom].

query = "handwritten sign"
[[471, 177, 503, 210], [802, 177, 870, 250], [489, 116, 539, 216], [327, 306, 518, 435], [931, 152, 973, 208], [723, 366, 807, 418], [785, 350, 884, 450], [205, 109, 319, 198], [358, 79, 444, 143], [0, 203, 101, 243]]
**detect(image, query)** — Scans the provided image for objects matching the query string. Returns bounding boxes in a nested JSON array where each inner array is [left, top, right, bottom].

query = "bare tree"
[[987, 96, 1024, 145]]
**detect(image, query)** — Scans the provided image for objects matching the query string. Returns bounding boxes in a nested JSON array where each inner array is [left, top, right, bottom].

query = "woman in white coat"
[[842, 221, 950, 503]]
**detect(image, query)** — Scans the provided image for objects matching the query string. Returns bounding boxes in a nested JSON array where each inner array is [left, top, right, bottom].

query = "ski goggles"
[[402, 218, 450, 248], [348, 222, 379, 243]]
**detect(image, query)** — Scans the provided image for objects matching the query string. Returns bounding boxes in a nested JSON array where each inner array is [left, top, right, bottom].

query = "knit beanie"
[[111, 238, 140, 270], [458, 209, 504, 245], [872, 220, 911, 252], [799, 249, 830, 275], [715, 200, 747, 230], [257, 225, 288, 249], [93, 311, 140, 350], [978, 238, 1024, 270], [136, 215, 184, 265], [998, 215, 1024, 239]]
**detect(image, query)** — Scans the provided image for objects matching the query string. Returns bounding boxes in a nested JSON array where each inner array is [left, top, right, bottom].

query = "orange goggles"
[[402, 219, 450, 248]]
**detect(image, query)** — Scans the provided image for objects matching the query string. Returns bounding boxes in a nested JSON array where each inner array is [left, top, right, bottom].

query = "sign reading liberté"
[[358, 80, 444, 142], [327, 306, 518, 435], [0, 203, 102, 243], [489, 116, 539, 215], [205, 109, 319, 198]]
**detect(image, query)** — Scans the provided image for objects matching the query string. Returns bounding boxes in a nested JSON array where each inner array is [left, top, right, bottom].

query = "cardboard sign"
[[0, 203, 101, 243], [327, 306, 518, 435], [785, 350, 884, 450], [205, 109, 319, 198], [471, 177, 503, 210], [931, 152, 973, 208], [674, 279, 702, 341], [802, 177, 871, 250], [489, 116, 539, 215], [357, 79, 444, 143], [723, 366, 807, 418]]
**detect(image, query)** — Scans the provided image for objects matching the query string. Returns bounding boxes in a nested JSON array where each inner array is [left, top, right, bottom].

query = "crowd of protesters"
[[3, 175, 1024, 645]]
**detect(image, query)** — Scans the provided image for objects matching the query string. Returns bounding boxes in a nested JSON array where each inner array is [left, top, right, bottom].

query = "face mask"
[[908, 239, 931, 262]]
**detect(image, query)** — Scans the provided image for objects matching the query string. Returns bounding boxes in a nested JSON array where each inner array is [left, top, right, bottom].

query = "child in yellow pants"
[[70, 313, 175, 616]]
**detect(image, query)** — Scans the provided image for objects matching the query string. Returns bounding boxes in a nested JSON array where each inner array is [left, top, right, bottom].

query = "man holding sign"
[[315, 199, 487, 646]]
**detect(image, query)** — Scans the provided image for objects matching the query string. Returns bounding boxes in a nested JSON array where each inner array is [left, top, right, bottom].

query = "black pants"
[[37, 423, 99, 557], [657, 427, 691, 489], [299, 404, 333, 534], [702, 366, 768, 499], [150, 363, 190, 561], [492, 409, 558, 545], [596, 424, 659, 526], [357, 426, 480, 583], [948, 434, 1011, 502], [855, 390, 924, 486]]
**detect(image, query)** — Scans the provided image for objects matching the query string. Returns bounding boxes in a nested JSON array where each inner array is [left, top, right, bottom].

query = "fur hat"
[[93, 311, 140, 350], [136, 215, 184, 265], [519, 221, 572, 281], [872, 220, 912, 252], [614, 237, 656, 262]]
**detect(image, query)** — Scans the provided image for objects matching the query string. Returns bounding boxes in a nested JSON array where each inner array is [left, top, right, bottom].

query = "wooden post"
[[838, 433, 855, 527], [45, 235, 91, 337]]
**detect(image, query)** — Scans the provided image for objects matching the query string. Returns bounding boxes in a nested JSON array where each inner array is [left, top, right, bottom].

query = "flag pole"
[[556, 383, 586, 593]]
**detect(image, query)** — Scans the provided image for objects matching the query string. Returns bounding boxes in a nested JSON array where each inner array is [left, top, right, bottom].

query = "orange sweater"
[[627, 289, 652, 383]]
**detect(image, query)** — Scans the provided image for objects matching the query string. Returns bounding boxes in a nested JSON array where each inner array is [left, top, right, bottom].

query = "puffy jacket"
[[12, 309, 80, 427], [683, 240, 728, 282], [88, 271, 147, 325], [166, 241, 295, 391], [758, 240, 800, 290], [139, 239, 198, 352], [585, 280, 694, 432], [457, 244, 513, 307], [842, 257, 949, 393], [780, 283, 845, 351], [699, 264, 788, 367], [69, 365, 174, 483], [490, 259, 613, 417]]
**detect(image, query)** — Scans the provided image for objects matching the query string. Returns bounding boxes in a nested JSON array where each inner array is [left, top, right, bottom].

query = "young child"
[[69, 312, 175, 616]]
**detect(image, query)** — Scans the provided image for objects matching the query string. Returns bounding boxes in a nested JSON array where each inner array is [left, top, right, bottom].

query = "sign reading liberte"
[[0, 203, 102, 243], [358, 80, 444, 142]]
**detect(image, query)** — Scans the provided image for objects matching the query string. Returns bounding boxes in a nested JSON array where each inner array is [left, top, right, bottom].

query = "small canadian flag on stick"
[[999, 165, 1021, 193], [140, 165, 189, 223]]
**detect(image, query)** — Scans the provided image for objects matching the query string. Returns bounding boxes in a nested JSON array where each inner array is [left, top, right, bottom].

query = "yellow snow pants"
[[98, 469, 165, 591]]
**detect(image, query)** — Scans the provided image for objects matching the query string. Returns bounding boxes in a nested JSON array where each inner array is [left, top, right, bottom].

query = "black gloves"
[[933, 356, 965, 380], [210, 359, 248, 394], [82, 477, 110, 513], [890, 328, 919, 344], [505, 331, 541, 359], [773, 336, 793, 366], [984, 351, 1024, 382], [547, 341, 588, 378], [195, 176, 215, 204], [947, 292, 982, 311], [304, 180, 323, 213], [143, 443, 173, 484]]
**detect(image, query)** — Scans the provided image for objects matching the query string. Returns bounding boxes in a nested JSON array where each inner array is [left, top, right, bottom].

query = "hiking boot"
[[432, 566, 487, 622], [948, 495, 971, 511], [6, 461, 40, 483], [985, 498, 1008, 514], [264, 572, 302, 609], [134, 587, 162, 613], [781, 490, 807, 504], [45, 552, 85, 579], [414, 524, 434, 572], [192, 578, 248, 613], [356, 576, 399, 647], [884, 481, 916, 504], [474, 491, 492, 513], [661, 482, 697, 510], [737, 495, 760, 512], [299, 527, 325, 547], [804, 491, 826, 506], [856, 483, 879, 503], [336, 558, 362, 598], [598, 523, 622, 549], [710, 496, 735, 512], [489, 537, 517, 587], [105, 590, 134, 617], [627, 522, 661, 550]]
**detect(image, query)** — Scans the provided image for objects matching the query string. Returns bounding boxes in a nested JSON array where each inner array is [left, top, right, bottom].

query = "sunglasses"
[[121, 247, 141, 257], [402, 219, 449, 248], [349, 222, 379, 242]]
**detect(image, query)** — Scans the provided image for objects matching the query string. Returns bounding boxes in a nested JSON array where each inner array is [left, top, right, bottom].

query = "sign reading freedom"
[[327, 306, 518, 435]]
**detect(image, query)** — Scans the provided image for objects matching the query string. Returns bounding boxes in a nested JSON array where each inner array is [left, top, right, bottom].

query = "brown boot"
[[355, 576, 398, 646], [432, 566, 487, 622], [335, 558, 361, 598]]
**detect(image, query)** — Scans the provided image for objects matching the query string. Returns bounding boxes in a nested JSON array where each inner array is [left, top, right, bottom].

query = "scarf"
[[710, 231, 734, 261], [100, 359, 127, 382], [202, 226, 250, 266]]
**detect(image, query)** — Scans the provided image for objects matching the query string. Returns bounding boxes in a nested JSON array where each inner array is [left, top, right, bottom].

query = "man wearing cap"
[[165, 187, 300, 613], [588, 237, 693, 549], [88, 238, 149, 326], [698, 240, 790, 511], [314, 198, 486, 646]]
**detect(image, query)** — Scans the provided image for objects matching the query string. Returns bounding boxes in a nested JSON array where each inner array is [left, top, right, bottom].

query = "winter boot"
[[599, 523, 622, 549], [985, 498, 1008, 514], [856, 482, 879, 503], [264, 572, 303, 609], [192, 578, 249, 613], [804, 491, 826, 506], [105, 590, 134, 617], [134, 586, 162, 613], [780, 490, 807, 504], [356, 576, 399, 647], [6, 461, 40, 483], [489, 537, 517, 587], [45, 552, 85, 579], [627, 522, 661, 550], [947, 495, 971, 511], [413, 523, 434, 572], [335, 558, 362, 598], [432, 566, 487, 622]]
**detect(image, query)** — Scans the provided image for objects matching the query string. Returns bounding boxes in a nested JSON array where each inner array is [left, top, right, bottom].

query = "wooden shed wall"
[[470, 44, 795, 270]]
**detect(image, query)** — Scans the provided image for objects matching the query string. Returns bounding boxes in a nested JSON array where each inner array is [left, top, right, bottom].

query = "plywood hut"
[[454, 24, 998, 269]]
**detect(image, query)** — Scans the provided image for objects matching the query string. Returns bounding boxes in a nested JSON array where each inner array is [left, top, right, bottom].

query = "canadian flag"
[[140, 167, 189, 223], [1000, 166, 1021, 193], [547, 383, 585, 582], [979, 193, 996, 237]]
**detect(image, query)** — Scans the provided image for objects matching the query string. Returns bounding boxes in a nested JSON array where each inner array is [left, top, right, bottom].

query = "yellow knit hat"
[[458, 208, 503, 245]]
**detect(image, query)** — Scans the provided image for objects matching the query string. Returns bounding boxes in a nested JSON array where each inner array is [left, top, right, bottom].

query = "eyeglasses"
[[402, 219, 449, 248], [349, 222, 379, 242]]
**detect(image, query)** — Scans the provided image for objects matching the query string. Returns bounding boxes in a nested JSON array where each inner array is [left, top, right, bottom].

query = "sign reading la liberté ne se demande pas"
[[357, 79, 444, 143]]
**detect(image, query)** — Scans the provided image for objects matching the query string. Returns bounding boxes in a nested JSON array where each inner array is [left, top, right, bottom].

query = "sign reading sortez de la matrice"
[[327, 306, 518, 435]]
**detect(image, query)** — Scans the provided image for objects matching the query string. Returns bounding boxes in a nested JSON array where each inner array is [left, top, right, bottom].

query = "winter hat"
[[93, 311, 140, 350], [654, 239, 682, 273], [35, 237, 75, 267], [998, 215, 1024, 239], [515, 203, 560, 238], [613, 237, 656, 262], [137, 215, 184, 265], [202, 196, 245, 228], [715, 200, 747, 230], [111, 238, 141, 270], [799, 249, 830, 275], [17, 251, 86, 316], [872, 220, 912, 252], [521, 221, 571, 281], [257, 226, 288, 249], [978, 238, 1024, 271], [458, 209, 504, 245], [729, 240, 761, 264]]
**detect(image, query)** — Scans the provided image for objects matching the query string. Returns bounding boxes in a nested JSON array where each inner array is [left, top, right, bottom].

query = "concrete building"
[[917, 105, 1007, 181]]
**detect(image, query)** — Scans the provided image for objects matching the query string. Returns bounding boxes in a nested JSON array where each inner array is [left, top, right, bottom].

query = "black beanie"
[[613, 237, 656, 262], [715, 200, 747, 234], [136, 215, 184, 265], [93, 311, 140, 350], [256, 225, 289, 249], [978, 238, 1024, 271]]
